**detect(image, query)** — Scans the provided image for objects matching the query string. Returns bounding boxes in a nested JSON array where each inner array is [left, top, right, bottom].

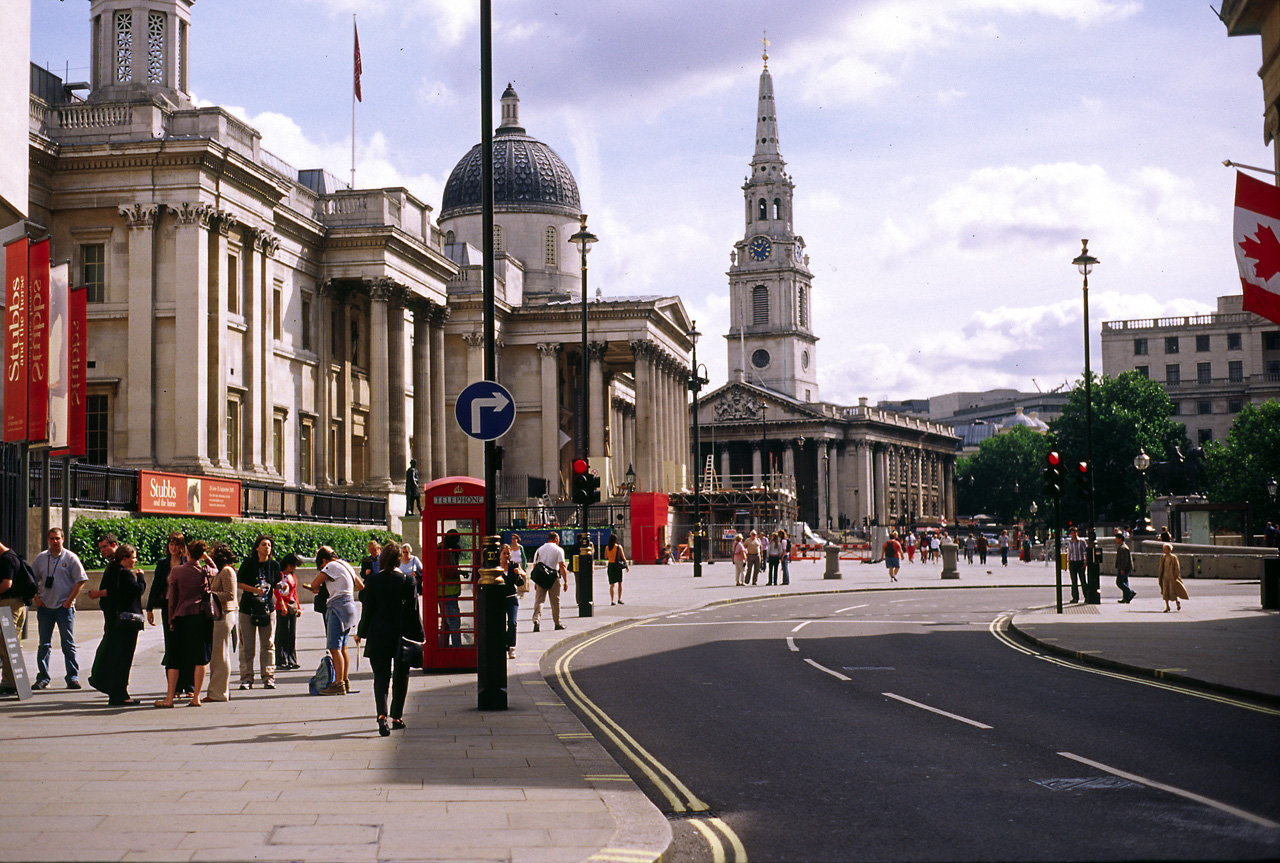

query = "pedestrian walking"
[[1158, 543, 1188, 612], [530, 532, 569, 632], [904, 532, 915, 563], [976, 534, 988, 565], [604, 534, 629, 605], [883, 532, 901, 582], [1114, 532, 1136, 604], [397, 544, 423, 595], [732, 534, 746, 585], [32, 527, 88, 690], [778, 529, 791, 585], [1065, 527, 1087, 603], [998, 530, 1010, 567], [237, 535, 280, 690], [86, 533, 118, 693], [356, 545, 423, 736], [503, 535, 527, 658]]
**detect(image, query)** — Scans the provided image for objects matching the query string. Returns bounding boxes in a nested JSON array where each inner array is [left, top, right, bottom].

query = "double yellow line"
[[553, 620, 750, 861]]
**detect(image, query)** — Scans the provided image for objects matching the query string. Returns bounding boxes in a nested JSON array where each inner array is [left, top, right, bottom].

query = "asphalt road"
[[545, 586, 1280, 862]]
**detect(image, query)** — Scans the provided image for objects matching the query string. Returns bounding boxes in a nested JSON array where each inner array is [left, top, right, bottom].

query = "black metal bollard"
[[476, 535, 507, 711]]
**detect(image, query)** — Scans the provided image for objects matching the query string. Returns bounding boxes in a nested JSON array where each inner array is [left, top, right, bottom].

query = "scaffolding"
[[669, 470, 800, 559]]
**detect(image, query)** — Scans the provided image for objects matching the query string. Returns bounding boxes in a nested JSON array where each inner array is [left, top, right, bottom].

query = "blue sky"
[[31, 0, 1273, 404]]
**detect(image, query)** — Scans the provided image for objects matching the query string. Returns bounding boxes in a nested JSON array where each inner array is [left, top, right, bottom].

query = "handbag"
[[198, 574, 225, 621], [398, 636, 424, 669], [117, 611, 145, 631], [529, 561, 556, 590]]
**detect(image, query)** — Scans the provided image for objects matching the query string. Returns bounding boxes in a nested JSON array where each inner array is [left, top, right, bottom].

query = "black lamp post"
[[1073, 239, 1101, 604], [1134, 448, 1151, 528], [569, 214, 597, 616], [688, 323, 709, 578]]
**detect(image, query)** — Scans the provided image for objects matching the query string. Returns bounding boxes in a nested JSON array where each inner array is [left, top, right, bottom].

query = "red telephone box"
[[420, 476, 486, 671]]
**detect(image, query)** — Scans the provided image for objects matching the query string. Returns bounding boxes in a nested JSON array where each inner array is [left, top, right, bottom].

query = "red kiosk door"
[[420, 477, 485, 671]]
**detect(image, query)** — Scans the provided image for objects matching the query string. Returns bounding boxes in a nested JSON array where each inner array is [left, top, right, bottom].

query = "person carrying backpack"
[[0, 538, 38, 694]]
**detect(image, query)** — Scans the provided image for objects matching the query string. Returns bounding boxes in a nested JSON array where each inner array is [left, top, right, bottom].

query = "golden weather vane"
[[762, 30, 770, 69]]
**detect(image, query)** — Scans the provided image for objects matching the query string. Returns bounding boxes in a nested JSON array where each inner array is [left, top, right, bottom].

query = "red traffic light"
[[1077, 461, 1088, 474], [572, 458, 590, 475], [1046, 451, 1061, 466]]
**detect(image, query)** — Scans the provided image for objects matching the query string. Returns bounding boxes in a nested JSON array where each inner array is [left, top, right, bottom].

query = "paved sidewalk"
[[2, 554, 1273, 862]]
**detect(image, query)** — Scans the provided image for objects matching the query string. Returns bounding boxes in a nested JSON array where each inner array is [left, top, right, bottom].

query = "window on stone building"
[[178, 19, 187, 93], [86, 394, 109, 465], [331, 309, 341, 359], [299, 419, 314, 485], [227, 397, 241, 469], [1229, 360, 1242, 383], [1165, 364, 1180, 385], [301, 293, 312, 352], [1229, 399, 1243, 414], [1197, 362, 1211, 384], [1171, 401, 1180, 416], [273, 283, 283, 341], [82, 243, 105, 303], [273, 413, 285, 475], [1165, 336, 1179, 354], [1133, 338, 1148, 355], [759, 198, 768, 220], [1228, 332, 1242, 350], [752, 285, 768, 325], [1196, 334, 1210, 352], [227, 254, 239, 314], [1198, 428, 1213, 445], [147, 11, 165, 85], [798, 285, 808, 328], [493, 224, 503, 255], [445, 230, 455, 245], [545, 226, 557, 269], [1135, 365, 1149, 379], [1197, 400, 1212, 415], [329, 421, 341, 484], [1265, 331, 1280, 351], [773, 198, 782, 220], [114, 11, 133, 82]]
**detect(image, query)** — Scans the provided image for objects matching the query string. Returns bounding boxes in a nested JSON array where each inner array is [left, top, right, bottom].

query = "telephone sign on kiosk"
[[454, 380, 515, 441]]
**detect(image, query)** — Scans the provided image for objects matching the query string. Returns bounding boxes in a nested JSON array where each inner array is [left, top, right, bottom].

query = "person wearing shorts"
[[883, 532, 902, 583], [307, 547, 364, 695]]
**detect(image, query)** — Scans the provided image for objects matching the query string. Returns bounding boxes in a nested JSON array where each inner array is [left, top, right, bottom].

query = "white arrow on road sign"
[[470, 392, 510, 434]]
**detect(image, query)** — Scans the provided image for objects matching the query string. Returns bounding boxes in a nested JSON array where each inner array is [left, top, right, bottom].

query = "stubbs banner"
[[1233, 170, 1280, 325], [46, 262, 70, 450], [3, 238, 28, 442], [139, 471, 242, 518], [26, 239, 49, 443]]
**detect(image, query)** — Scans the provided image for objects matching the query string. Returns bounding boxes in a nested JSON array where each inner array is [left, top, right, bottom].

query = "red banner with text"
[[3, 238, 28, 442], [26, 239, 49, 443], [52, 284, 87, 458], [139, 470, 242, 518]]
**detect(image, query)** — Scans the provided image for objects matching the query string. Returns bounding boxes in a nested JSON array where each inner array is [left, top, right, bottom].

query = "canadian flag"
[[1233, 171, 1280, 325]]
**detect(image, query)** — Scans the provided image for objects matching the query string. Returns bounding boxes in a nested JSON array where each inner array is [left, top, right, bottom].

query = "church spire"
[[753, 51, 782, 163]]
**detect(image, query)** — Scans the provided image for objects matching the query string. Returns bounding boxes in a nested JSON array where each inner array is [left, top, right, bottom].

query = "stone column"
[[247, 229, 277, 476], [538, 343, 561, 498], [827, 441, 840, 530], [411, 304, 432, 482], [874, 445, 888, 526], [386, 288, 407, 484], [120, 203, 159, 465], [817, 440, 829, 531], [208, 211, 234, 468], [630, 342, 655, 493], [315, 281, 333, 485], [463, 332, 485, 479], [172, 203, 212, 469], [783, 440, 796, 477], [366, 281, 392, 489], [429, 306, 448, 479], [588, 342, 607, 460], [719, 444, 730, 492], [751, 441, 762, 488]]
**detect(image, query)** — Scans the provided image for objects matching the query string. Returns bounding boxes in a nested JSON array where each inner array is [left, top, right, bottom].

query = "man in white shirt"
[[32, 528, 88, 690], [531, 532, 569, 633]]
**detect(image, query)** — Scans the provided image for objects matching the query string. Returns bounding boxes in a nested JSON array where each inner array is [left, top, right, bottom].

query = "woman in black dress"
[[157, 540, 214, 708], [146, 532, 192, 695], [103, 544, 146, 705], [356, 545, 423, 736]]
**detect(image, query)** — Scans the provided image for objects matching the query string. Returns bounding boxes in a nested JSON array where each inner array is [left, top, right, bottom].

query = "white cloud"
[[293, 0, 476, 46], [937, 88, 967, 107]]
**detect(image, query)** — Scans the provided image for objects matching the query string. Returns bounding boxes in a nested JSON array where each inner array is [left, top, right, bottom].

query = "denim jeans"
[[781, 555, 790, 585], [36, 606, 79, 683], [506, 597, 519, 648], [439, 599, 461, 647]]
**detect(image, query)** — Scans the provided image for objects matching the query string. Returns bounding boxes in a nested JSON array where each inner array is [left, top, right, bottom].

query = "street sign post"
[[454, 380, 515, 441]]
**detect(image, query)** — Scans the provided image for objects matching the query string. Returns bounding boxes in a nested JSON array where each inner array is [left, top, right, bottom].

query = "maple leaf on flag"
[[1239, 223, 1280, 283]]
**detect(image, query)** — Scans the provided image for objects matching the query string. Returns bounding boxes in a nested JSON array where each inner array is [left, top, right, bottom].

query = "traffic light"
[[572, 458, 601, 505], [1075, 461, 1090, 500], [1043, 451, 1063, 499]]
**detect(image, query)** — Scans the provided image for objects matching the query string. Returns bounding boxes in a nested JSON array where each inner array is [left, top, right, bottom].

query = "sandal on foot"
[[391, 719, 406, 730], [153, 700, 175, 708]]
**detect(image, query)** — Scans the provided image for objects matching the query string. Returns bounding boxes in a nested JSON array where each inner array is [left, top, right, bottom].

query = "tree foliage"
[[1204, 400, 1280, 524], [956, 426, 1051, 522], [1047, 371, 1188, 524]]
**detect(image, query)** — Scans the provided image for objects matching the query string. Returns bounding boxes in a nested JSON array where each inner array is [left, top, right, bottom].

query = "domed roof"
[[1001, 407, 1048, 431], [440, 86, 580, 220]]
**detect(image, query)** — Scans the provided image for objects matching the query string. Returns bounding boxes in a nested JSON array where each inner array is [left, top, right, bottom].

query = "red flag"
[[52, 285, 86, 458], [1233, 170, 1280, 325], [26, 238, 50, 442], [354, 20, 363, 102], [4, 237, 29, 442]]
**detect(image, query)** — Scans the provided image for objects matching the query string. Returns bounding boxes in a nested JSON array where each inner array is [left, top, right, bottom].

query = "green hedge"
[[69, 516, 401, 569]]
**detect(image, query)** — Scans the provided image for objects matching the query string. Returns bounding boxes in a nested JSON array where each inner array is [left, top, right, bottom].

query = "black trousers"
[[370, 654, 410, 720], [108, 625, 139, 702], [275, 611, 297, 667], [1068, 560, 1085, 598]]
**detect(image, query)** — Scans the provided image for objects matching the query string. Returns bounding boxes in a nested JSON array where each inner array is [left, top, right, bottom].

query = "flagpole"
[[351, 14, 357, 189]]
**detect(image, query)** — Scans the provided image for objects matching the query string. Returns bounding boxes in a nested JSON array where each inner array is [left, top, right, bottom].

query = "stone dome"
[[1001, 407, 1048, 432], [440, 86, 580, 220]]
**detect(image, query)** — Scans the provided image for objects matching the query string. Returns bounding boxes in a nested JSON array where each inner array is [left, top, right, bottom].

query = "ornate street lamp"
[[569, 214, 597, 616], [688, 323, 709, 578], [1072, 239, 1100, 603], [1134, 447, 1151, 527], [624, 463, 636, 493]]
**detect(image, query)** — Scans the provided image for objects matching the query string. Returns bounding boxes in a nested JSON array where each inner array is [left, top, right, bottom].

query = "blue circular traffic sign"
[[455, 380, 516, 441]]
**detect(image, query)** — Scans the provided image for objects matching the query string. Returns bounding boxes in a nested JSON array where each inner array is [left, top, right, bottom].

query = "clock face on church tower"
[[747, 236, 771, 262]]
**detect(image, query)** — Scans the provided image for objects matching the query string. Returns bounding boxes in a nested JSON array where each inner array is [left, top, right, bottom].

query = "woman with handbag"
[[275, 553, 302, 670], [503, 536, 527, 658], [356, 545, 423, 736], [103, 544, 146, 705], [205, 543, 239, 702], [157, 540, 215, 708], [604, 534, 628, 605], [146, 532, 192, 696]]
